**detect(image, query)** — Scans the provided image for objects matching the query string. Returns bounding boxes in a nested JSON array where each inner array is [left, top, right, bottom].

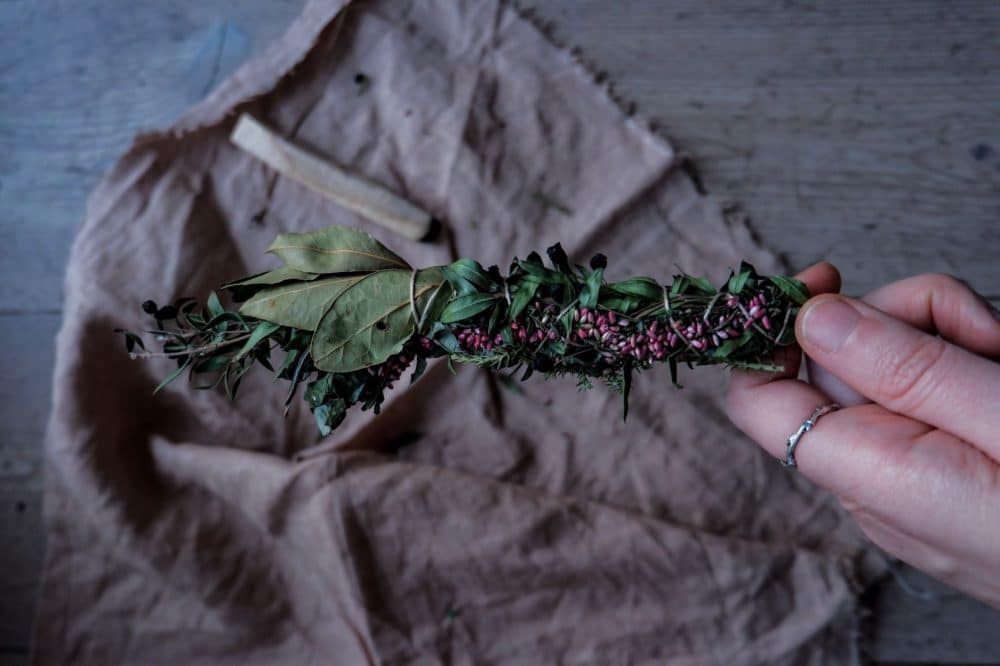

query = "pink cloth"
[[35, 1, 885, 662]]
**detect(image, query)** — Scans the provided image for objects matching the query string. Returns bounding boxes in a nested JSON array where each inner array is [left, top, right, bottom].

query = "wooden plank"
[[871, 567, 1000, 664], [0, 0, 309, 655], [0, 0, 307, 312], [0, 313, 57, 651], [532, 0, 1000, 299]]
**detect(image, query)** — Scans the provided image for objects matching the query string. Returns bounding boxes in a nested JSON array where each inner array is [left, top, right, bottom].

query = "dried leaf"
[[239, 275, 365, 331], [311, 267, 448, 372], [267, 225, 409, 274]]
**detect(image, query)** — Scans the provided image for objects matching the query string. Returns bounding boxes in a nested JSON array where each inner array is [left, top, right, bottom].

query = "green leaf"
[[439, 293, 497, 324], [442, 259, 492, 296], [687, 277, 717, 294], [239, 275, 365, 331], [267, 225, 410, 274], [115, 329, 146, 353], [516, 259, 564, 284], [154, 358, 191, 394], [313, 398, 347, 437], [192, 356, 230, 373], [608, 277, 661, 301], [487, 303, 503, 334], [509, 277, 541, 319], [235, 321, 281, 359], [598, 294, 643, 313], [434, 328, 460, 353], [311, 267, 446, 372], [767, 275, 810, 305], [274, 348, 300, 380], [410, 356, 428, 384], [305, 375, 333, 408], [669, 276, 687, 297], [579, 268, 603, 309], [711, 330, 753, 359], [206, 292, 224, 318], [727, 270, 751, 295]]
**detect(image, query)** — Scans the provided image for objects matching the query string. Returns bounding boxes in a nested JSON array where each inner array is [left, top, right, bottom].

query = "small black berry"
[[589, 253, 608, 270], [142, 300, 158, 314], [156, 305, 177, 320]]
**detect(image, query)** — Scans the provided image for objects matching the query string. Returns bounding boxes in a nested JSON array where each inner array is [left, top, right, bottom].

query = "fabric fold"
[[35, 0, 886, 663]]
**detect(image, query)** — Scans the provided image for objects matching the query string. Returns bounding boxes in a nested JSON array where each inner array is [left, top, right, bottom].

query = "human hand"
[[725, 263, 1000, 607]]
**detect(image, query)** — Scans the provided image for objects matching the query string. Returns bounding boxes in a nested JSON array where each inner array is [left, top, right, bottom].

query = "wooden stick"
[[230, 113, 437, 241]]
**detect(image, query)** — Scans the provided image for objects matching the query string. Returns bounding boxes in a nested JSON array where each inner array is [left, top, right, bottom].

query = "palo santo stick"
[[230, 113, 439, 241]]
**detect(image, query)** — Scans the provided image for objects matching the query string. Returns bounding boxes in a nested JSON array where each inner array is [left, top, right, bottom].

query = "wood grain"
[[1, 0, 998, 660]]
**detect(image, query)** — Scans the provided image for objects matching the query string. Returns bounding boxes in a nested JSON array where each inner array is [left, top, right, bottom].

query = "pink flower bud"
[[596, 314, 607, 327], [762, 315, 772, 330], [548, 330, 558, 340], [621, 343, 633, 354], [748, 305, 760, 318], [577, 329, 589, 340], [607, 311, 617, 324], [580, 307, 590, 318], [711, 334, 720, 347], [691, 339, 705, 350]]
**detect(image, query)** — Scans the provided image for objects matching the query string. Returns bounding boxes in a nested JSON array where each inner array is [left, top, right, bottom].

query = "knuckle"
[[876, 335, 950, 412], [922, 272, 966, 292]]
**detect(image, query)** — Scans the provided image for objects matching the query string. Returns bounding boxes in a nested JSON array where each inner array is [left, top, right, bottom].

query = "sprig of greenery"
[[119, 225, 808, 436]]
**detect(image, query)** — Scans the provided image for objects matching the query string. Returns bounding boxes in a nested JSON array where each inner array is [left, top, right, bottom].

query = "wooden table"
[[2, 1, 997, 662]]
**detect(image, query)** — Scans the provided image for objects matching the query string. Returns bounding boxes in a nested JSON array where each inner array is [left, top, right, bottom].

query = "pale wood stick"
[[230, 113, 438, 241]]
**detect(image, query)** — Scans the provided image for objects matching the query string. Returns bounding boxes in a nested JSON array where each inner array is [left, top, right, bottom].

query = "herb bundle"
[[120, 225, 808, 436]]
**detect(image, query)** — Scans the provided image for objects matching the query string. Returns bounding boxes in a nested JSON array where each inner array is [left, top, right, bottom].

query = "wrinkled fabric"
[[34, 0, 887, 663]]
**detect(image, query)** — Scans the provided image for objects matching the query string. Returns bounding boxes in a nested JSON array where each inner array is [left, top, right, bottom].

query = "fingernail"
[[802, 298, 860, 352]]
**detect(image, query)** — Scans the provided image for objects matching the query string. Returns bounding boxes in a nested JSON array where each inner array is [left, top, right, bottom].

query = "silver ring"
[[782, 404, 841, 468]]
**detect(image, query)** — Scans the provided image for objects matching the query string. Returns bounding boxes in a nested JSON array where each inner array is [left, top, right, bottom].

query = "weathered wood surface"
[[1, 0, 998, 662]]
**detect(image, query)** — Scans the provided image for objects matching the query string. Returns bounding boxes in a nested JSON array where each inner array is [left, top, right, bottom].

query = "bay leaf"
[[311, 267, 446, 372], [221, 266, 320, 289], [222, 266, 321, 301], [267, 225, 410, 274], [239, 275, 365, 331]]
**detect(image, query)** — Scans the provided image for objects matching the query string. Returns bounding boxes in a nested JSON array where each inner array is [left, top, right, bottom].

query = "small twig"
[[129, 333, 252, 359]]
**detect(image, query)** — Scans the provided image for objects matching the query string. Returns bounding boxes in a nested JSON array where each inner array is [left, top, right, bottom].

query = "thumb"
[[796, 294, 1000, 450]]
